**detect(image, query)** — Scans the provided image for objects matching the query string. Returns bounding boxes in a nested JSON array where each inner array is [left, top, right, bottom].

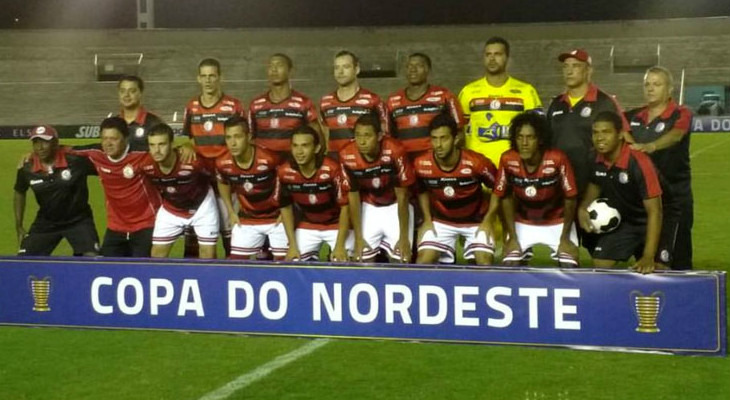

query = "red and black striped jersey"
[[320, 87, 388, 153], [386, 85, 465, 153], [414, 149, 497, 225], [494, 149, 577, 225], [183, 94, 245, 159], [248, 90, 319, 154], [339, 136, 415, 206], [215, 146, 281, 224], [140, 156, 212, 218], [277, 157, 349, 229]]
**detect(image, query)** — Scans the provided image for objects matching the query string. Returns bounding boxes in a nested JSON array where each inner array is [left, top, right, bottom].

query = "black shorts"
[[592, 221, 675, 264], [19, 216, 99, 256], [101, 228, 154, 257]]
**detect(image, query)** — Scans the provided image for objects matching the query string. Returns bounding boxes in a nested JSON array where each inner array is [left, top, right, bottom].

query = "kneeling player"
[[484, 113, 579, 267], [340, 114, 415, 262], [142, 124, 219, 259], [278, 126, 352, 261], [216, 116, 287, 260], [578, 111, 669, 274], [415, 114, 498, 265]]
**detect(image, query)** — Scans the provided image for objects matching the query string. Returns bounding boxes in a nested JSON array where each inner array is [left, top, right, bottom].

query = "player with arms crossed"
[[577, 111, 670, 274], [216, 116, 287, 260], [142, 124, 219, 259], [483, 112, 579, 266], [278, 126, 352, 262], [320, 50, 388, 158], [340, 114, 415, 262], [415, 114, 498, 265]]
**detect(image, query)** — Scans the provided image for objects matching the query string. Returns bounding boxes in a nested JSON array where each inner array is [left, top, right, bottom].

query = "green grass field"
[[1, 136, 729, 399]]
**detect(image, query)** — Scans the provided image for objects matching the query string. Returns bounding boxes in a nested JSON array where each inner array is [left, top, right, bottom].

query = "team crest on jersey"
[[271, 118, 280, 128], [580, 107, 592, 118], [618, 172, 629, 184], [166, 186, 177, 193], [655, 122, 666, 132], [60, 169, 72, 181], [490, 99, 501, 110], [203, 120, 214, 131], [337, 114, 348, 126], [372, 177, 381, 188], [135, 127, 145, 138], [460, 168, 472, 175], [123, 164, 135, 179], [443, 186, 455, 197], [525, 185, 537, 198], [409, 115, 419, 126], [243, 181, 254, 192], [308, 193, 318, 204]]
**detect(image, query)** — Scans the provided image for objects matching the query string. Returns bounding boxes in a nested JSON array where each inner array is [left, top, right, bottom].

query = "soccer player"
[[182, 58, 245, 257], [278, 126, 351, 262], [415, 114, 498, 265], [386, 52, 465, 157], [141, 124, 219, 259], [14, 126, 99, 256], [577, 111, 668, 274], [116, 75, 164, 151], [320, 50, 388, 157], [483, 113, 579, 266], [248, 53, 320, 157], [546, 48, 629, 195], [216, 116, 287, 259], [459, 36, 542, 166], [625, 66, 694, 270], [340, 114, 415, 262], [70, 117, 161, 257]]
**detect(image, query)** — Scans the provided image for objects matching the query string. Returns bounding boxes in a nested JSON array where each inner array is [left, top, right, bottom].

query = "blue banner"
[[0, 257, 725, 356]]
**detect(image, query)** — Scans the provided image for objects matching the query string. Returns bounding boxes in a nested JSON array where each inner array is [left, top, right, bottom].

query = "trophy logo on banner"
[[28, 276, 52, 312], [630, 290, 664, 333]]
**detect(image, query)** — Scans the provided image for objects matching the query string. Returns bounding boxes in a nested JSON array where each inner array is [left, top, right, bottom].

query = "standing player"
[[216, 116, 287, 259], [278, 126, 351, 262], [141, 124, 219, 259], [386, 52, 465, 157], [340, 114, 415, 262], [320, 50, 388, 157], [577, 111, 668, 274], [625, 66, 693, 270], [182, 58, 245, 257], [547, 48, 629, 195], [116, 75, 164, 151], [14, 126, 99, 256], [415, 114, 498, 265], [70, 117, 161, 257], [248, 53, 320, 157], [459, 37, 542, 167], [483, 113, 579, 266]]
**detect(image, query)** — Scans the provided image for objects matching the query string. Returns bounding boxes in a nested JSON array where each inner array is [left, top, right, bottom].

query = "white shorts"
[[152, 188, 220, 246], [360, 202, 414, 260], [216, 194, 233, 233], [502, 222, 579, 265], [418, 220, 495, 264], [296, 228, 354, 261], [230, 222, 288, 257]]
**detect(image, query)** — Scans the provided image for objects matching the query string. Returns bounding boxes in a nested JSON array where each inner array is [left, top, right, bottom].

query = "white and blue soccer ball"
[[587, 198, 621, 233]]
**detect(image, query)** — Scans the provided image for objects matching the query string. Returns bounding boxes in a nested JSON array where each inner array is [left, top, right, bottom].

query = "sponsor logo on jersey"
[[425, 96, 442, 102], [595, 171, 607, 177], [288, 102, 302, 108], [257, 165, 268, 171], [542, 167, 555, 174], [181, 165, 194, 170], [355, 99, 370, 105], [630, 121, 642, 126], [551, 110, 564, 117], [381, 156, 391, 163], [178, 170, 192, 176], [320, 174, 330, 180], [220, 106, 233, 112], [510, 89, 522, 94], [254, 98, 266, 104], [460, 168, 472, 174], [29, 179, 44, 185]]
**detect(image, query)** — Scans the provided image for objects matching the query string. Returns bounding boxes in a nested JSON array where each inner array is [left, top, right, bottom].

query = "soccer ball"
[[587, 198, 621, 233]]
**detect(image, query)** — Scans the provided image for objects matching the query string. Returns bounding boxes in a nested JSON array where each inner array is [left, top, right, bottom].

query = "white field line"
[[197, 338, 330, 400], [690, 136, 730, 159]]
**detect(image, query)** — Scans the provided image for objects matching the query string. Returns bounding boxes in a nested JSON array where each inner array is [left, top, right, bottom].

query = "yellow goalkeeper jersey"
[[458, 76, 542, 165]]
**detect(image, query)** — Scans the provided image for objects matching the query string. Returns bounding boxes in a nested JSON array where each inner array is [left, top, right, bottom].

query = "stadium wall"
[[1, 17, 729, 125]]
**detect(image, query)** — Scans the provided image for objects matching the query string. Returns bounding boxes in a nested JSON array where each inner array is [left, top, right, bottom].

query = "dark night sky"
[[1, 0, 728, 29]]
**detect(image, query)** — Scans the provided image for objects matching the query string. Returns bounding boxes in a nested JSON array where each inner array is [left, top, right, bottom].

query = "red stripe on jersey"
[[320, 88, 388, 153], [414, 149, 497, 225], [248, 90, 318, 153], [386, 85, 465, 153], [183, 94, 245, 159], [277, 157, 349, 228], [141, 156, 213, 217], [216, 146, 281, 223], [630, 147, 663, 199], [339, 136, 415, 206]]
